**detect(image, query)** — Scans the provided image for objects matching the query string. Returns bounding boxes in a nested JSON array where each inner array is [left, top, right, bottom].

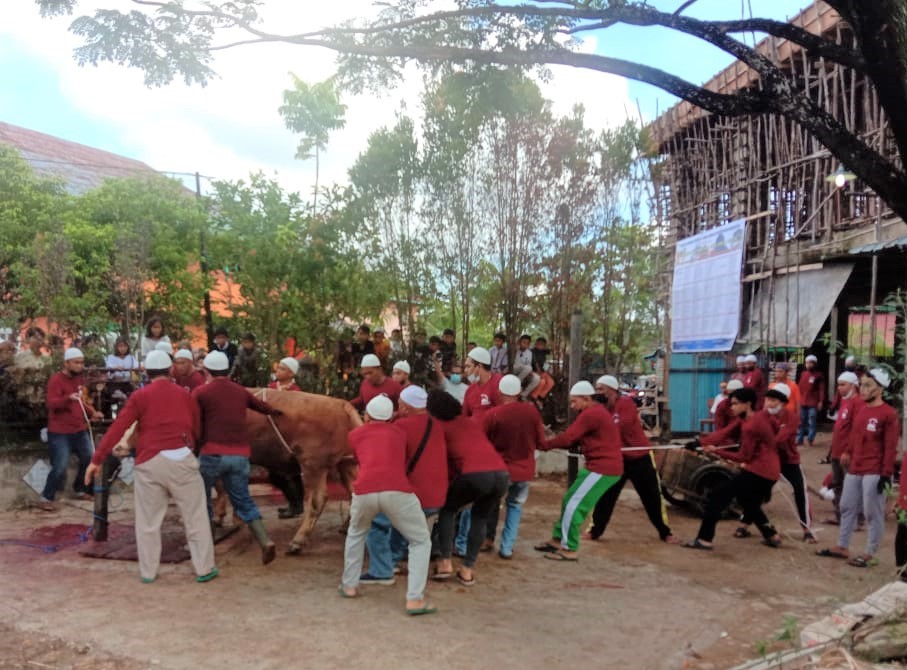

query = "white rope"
[[76, 396, 96, 449], [546, 443, 741, 458], [256, 388, 294, 457]]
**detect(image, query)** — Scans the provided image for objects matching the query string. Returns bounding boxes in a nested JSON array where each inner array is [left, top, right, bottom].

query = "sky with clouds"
[[0, 0, 800, 194]]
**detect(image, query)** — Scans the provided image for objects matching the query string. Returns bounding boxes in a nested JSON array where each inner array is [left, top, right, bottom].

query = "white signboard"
[[671, 219, 745, 352]]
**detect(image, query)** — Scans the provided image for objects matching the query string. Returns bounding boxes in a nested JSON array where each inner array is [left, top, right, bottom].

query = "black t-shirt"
[[351, 341, 375, 368]]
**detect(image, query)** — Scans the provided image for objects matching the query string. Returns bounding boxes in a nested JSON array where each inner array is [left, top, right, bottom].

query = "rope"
[[255, 388, 294, 456], [547, 443, 741, 458]]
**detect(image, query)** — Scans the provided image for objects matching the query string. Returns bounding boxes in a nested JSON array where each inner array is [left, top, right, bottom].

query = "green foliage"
[[280, 76, 347, 161]]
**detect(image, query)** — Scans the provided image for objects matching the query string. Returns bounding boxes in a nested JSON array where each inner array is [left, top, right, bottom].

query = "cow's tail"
[[341, 400, 364, 430]]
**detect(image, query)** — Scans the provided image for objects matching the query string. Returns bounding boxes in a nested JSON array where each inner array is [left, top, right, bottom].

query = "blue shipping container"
[[668, 353, 733, 434]]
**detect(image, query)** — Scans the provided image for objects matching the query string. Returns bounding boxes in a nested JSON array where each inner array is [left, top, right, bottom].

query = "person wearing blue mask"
[[435, 356, 467, 404]]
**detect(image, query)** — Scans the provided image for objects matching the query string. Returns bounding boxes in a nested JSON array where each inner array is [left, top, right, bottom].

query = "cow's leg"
[[287, 470, 328, 555], [212, 479, 228, 527]]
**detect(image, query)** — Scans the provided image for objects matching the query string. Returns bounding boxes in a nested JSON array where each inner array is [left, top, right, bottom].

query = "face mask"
[[842, 390, 854, 399], [449, 374, 462, 384], [766, 405, 782, 415], [467, 374, 479, 383]]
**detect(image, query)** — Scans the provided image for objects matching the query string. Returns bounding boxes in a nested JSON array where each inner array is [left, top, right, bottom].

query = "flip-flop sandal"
[[802, 532, 818, 544], [663, 535, 683, 545], [847, 556, 877, 568], [337, 586, 358, 598], [406, 605, 438, 616], [534, 543, 560, 553], [456, 571, 476, 586], [822, 518, 840, 526], [543, 551, 578, 562], [431, 571, 453, 581], [815, 548, 848, 559], [761, 538, 782, 548], [733, 527, 752, 538], [683, 539, 713, 551]]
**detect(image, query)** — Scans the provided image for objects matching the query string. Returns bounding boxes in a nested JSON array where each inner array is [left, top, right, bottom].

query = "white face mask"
[[766, 405, 782, 415], [842, 390, 854, 399], [467, 374, 479, 383]]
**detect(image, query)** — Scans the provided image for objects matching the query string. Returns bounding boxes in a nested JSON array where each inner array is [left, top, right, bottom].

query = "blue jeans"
[[42, 431, 93, 500], [199, 454, 261, 523], [797, 406, 818, 443], [490, 481, 531, 557], [365, 507, 439, 578]]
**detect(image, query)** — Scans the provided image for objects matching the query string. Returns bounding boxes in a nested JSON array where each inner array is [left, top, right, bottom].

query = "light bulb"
[[835, 173, 846, 188]]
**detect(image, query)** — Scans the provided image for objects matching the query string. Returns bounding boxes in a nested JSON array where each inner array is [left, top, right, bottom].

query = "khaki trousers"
[[133, 453, 215, 580]]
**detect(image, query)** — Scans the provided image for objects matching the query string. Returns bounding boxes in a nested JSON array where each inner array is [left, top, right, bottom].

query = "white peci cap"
[[744, 354, 758, 363], [805, 355, 818, 363], [467, 346, 491, 366], [726, 379, 744, 392], [569, 381, 596, 396], [203, 351, 230, 371], [845, 355, 856, 365], [63, 347, 84, 362], [393, 360, 411, 375], [399, 385, 427, 409], [174, 349, 194, 361], [735, 355, 745, 364], [279, 357, 300, 375], [155, 341, 173, 354], [144, 350, 172, 371], [837, 371, 859, 385], [595, 375, 620, 391], [361, 354, 381, 369], [366, 394, 394, 421], [867, 368, 891, 389], [498, 374, 522, 397], [770, 383, 790, 399]]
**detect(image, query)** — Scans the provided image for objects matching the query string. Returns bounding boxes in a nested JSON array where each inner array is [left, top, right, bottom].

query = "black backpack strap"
[[407, 418, 434, 475]]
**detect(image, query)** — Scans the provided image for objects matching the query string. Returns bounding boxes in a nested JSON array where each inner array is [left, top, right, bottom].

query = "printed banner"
[[671, 219, 745, 352]]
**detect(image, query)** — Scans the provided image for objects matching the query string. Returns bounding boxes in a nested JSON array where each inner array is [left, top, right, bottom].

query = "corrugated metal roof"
[[848, 235, 907, 255], [0, 121, 158, 195]]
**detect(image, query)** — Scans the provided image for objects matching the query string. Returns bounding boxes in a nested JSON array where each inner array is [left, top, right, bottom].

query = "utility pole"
[[196, 172, 214, 348], [567, 310, 583, 485]]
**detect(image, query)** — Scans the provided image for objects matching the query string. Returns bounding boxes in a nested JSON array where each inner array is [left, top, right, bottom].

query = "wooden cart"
[[656, 446, 741, 518]]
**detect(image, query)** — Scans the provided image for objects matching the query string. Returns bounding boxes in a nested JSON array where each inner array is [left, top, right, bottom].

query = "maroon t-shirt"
[[544, 403, 623, 477], [831, 394, 863, 459], [718, 411, 780, 481], [395, 413, 448, 508], [462, 373, 502, 419], [441, 415, 507, 477], [768, 407, 799, 465], [845, 403, 900, 476], [351, 376, 401, 411], [482, 402, 545, 482], [609, 395, 650, 460], [192, 378, 277, 458], [348, 422, 413, 495], [46, 372, 89, 434], [798, 369, 826, 408], [173, 370, 205, 392]]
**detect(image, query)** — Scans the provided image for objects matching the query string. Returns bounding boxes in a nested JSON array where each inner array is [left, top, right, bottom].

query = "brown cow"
[[245, 388, 361, 554]]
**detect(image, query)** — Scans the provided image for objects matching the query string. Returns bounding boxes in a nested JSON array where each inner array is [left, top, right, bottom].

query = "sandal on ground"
[[663, 535, 683, 545], [580, 531, 599, 541], [802, 531, 818, 544], [822, 518, 840, 526], [761, 537, 782, 548], [337, 586, 358, 598], [543, 551, 578, 562], [683, 539, 713, 551], [534, 542, 559, 553], [733, 527, 752, 538], [847, 555, 877, 568], [456, 571, 476, 586], [815, 548, 848, 559], [195, 568, 219, 583], [406, 605, 438, 616], [431, 570, 453, 581]]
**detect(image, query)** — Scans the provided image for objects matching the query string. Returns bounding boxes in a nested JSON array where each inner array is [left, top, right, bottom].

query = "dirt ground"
[[0, 432, 902, 670]]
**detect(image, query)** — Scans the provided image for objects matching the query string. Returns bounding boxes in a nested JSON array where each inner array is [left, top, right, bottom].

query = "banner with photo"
[[671, 219, 746, 352]]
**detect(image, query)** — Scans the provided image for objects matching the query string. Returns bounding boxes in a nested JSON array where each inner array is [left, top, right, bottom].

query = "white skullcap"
[[837, 371, 859, 385], [726, 379, 744, 392], [144, 350, 172, 371], [203, 351, 230, 371], [155, 341, 173, 354], [366, 394, 394, 421], [361, 354, 381, 369], [769, 383, 790, 399], [596, 375, 620, 391], [867, 368, 891, 389], [744, 354, 758, 363], [399, 385, 427, 409], [735, 355, 745, 364], [569, 381, 595, 396], [64, 347, 84, 361], [805, 355, 818, 363], [845, 355, 856, 364], [467, 346, 491, 366], [279, 357, 299, 375], [393, 360, 411, 375], [174, 349, 194, 361], [498, 374, 522, 396]]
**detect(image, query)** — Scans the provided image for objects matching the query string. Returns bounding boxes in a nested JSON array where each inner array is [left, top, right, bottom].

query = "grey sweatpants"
[[342, 491, 431, 602], [838, 473, 886, 555]]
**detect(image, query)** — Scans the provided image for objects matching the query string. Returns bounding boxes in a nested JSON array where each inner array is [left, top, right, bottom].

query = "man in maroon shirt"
[[391, 360, 412, 388], [193, 351, 283, 565], [742, 354, 766, 409], [796, 354, 825, 447], [713, 379, 743, 433], [825, 372, 862, 524], [350, 354, 401, 411], [171, 349, 205, 392], [462, 347, 502, 419], [481, 375, 547, 558], [268, 357, 302, 392], [39, 347, 103, 511], [340, 395, 436, 615], [684, 387, 782, 551], [818, 368, 900, 567], [585, 375, 680, 544], [85, 350, 217, 584]]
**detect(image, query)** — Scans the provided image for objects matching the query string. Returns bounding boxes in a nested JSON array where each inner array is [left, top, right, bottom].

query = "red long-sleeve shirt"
[[844, 403, 900, 477], [543, 402, 623, 476], [702, 414, 741, 447], [482, 401, 545, 482], [717, 410, 780, 482], [394, 413, 448, 508], [831, 394, 863, 459], [743, 368, 766, 409], [348, 422, 413, 495], [93, 379, 200, 466], [768, 407, 800, 465], [608, 395, 650, 461], [192, 378, 278, 458], [173, 370, 205, 392], [46, 372, 89, 434], [713, 398, 735, 431], [462, 373, 502, 419], [798, 369, 826, 408], [441, 415, 507, 477], [351, 376, 401, 411]]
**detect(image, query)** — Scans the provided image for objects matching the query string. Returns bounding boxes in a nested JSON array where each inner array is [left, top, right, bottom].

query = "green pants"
[[553, 468, 621, 551]]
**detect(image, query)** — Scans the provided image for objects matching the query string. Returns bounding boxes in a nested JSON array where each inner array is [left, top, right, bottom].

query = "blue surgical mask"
[[449, 374, 462, 384]]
